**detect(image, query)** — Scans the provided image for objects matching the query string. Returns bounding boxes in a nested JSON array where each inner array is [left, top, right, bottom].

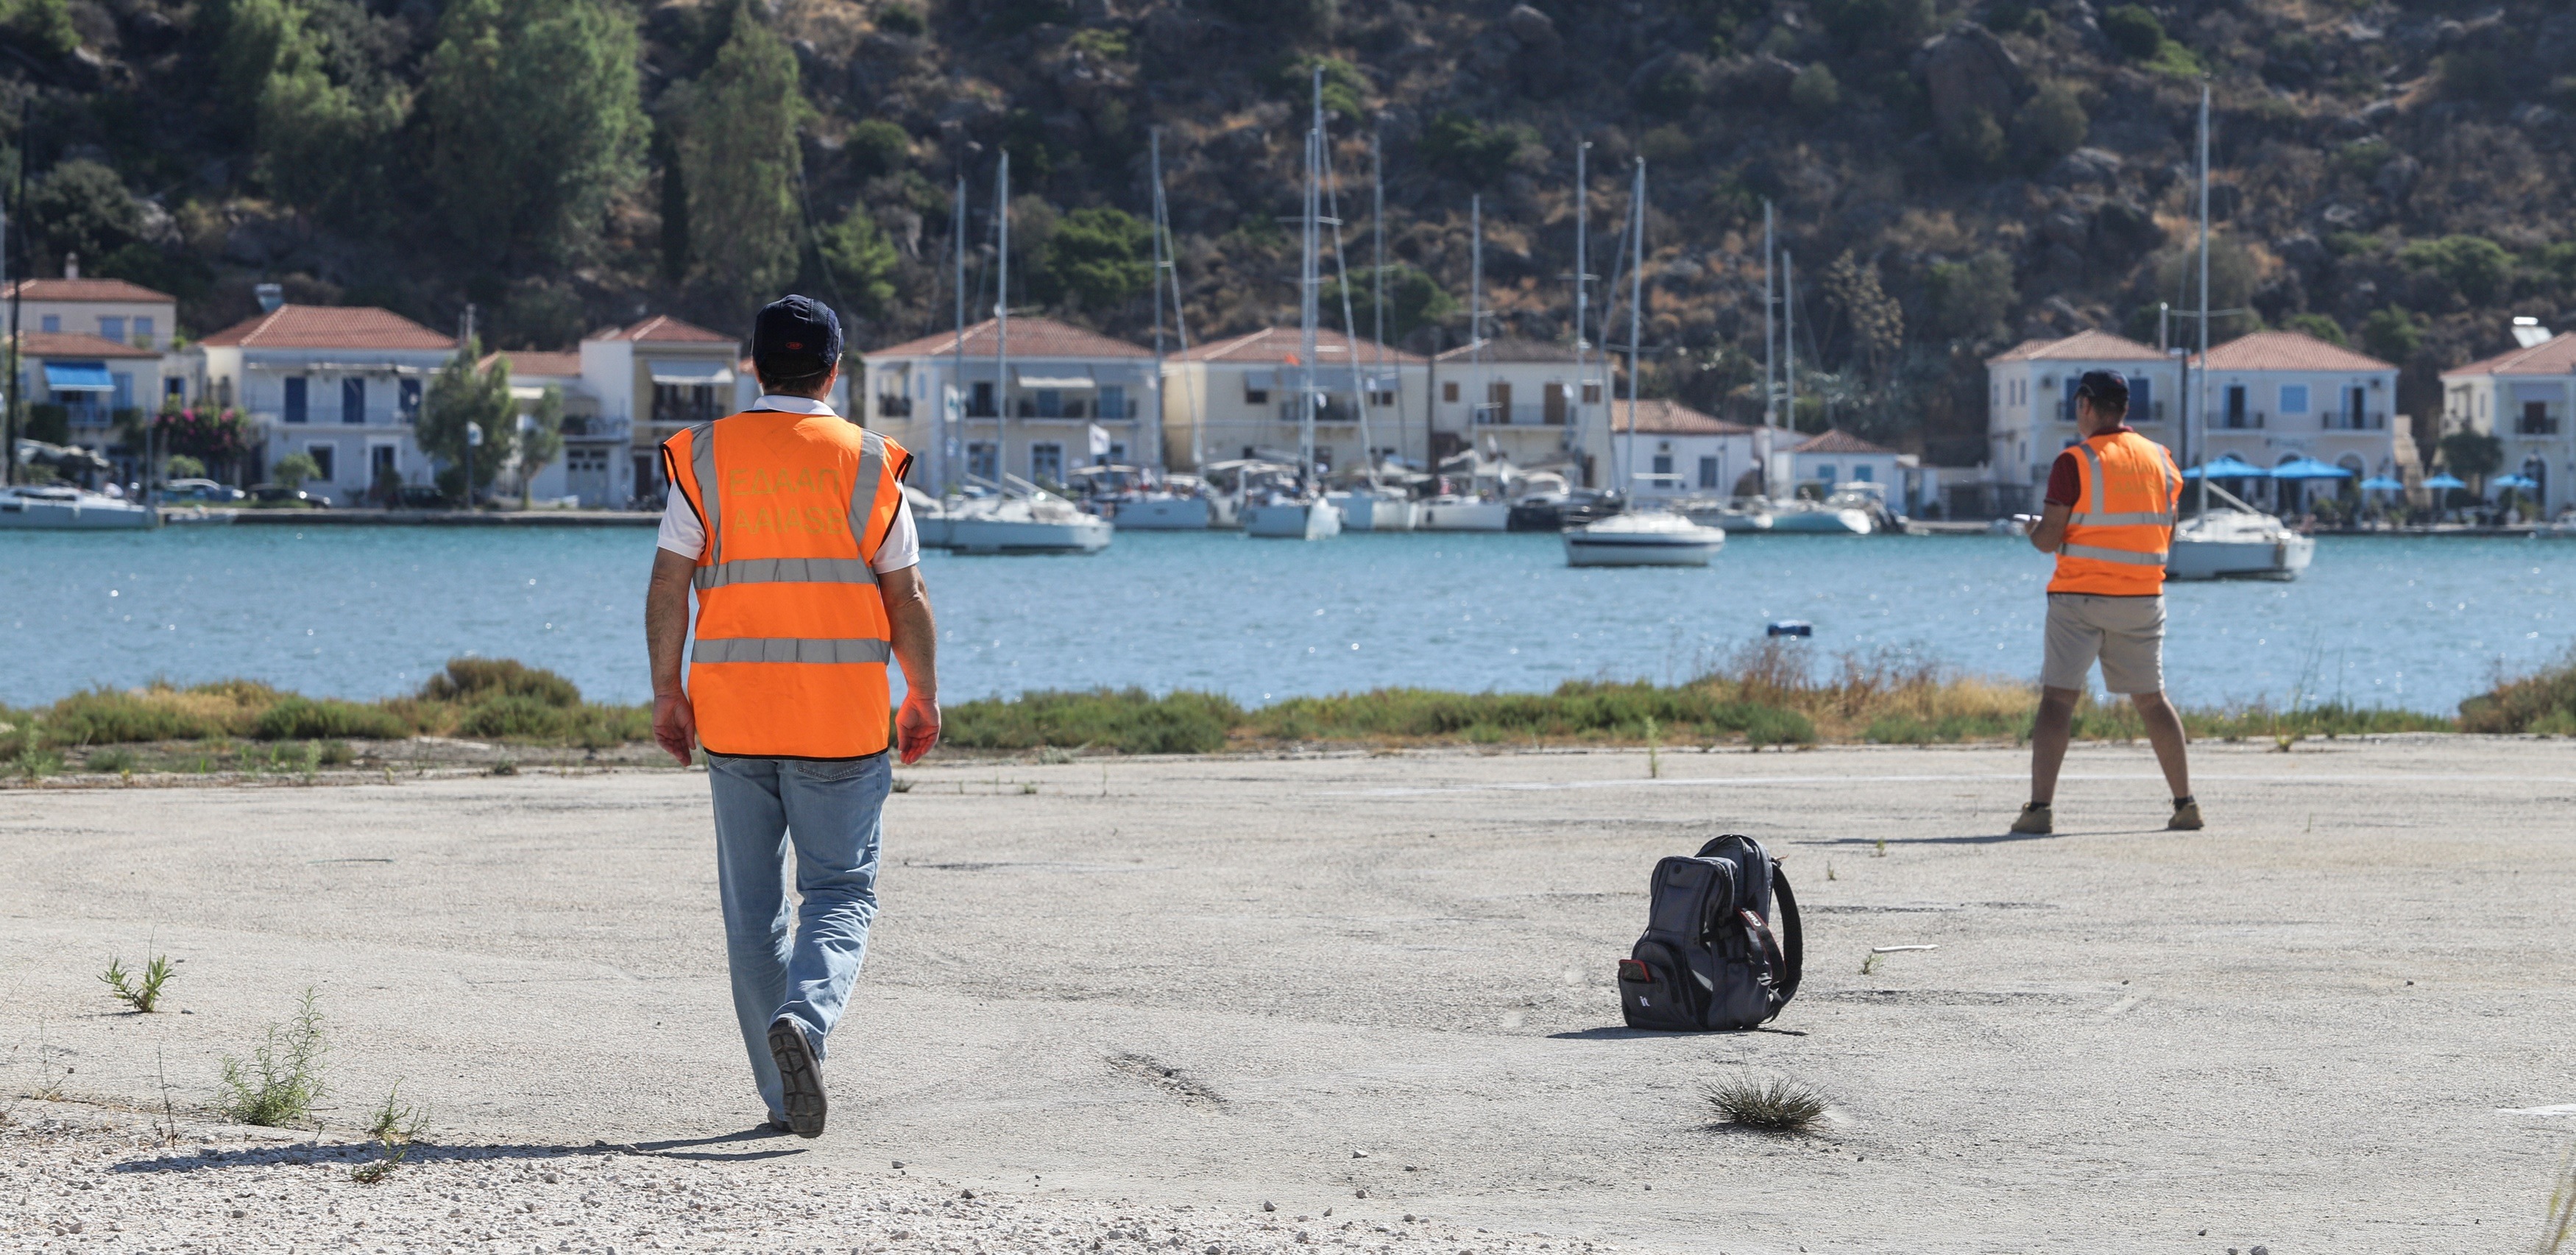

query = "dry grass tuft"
[[1705, 1076, 1829, 1134]]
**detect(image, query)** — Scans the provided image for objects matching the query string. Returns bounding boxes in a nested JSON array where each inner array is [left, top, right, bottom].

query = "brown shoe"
[[2167, 799, 2204, 831], [2009, 802, 2053, 835]]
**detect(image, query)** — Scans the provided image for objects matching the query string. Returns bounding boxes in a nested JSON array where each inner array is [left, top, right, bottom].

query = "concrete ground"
[[4, 739, 2574, 1254]]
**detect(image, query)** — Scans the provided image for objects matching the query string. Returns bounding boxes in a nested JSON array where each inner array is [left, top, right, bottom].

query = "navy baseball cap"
[[752, 295, 843, 375], [2075, 370, 2130, 412]]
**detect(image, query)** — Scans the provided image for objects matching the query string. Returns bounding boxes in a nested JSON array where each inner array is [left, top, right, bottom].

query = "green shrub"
[[456, 694, 575, 740], [2461, 651, 2576, 735], [2286, 313, 2348, 346], [2101, 4, 2163, 59], [848, 118, 910, 177], [1789, 63, 1841, 119], [252, 697, 408, 741], [4, 0, 77, 58], [219, 989, 328, 1128], [876, 4, 924, 35], [945, 688, 1242, 754], [1420, 111, 1529, 188], [43, 688, 233, 744], [2399, 234, 2513, 304], [420, 658, 581, 707]]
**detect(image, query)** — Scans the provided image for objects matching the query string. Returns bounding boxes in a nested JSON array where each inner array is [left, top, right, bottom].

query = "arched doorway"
[[2522, 455, 2549, 519]]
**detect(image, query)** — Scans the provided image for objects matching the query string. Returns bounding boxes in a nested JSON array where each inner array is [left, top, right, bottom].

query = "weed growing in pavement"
[[87, 746, 138, 774], [29, 1020, 69, 1100], [351, 1083, 428, 1184], [2541, 1138, 2576, 1254], [1705, 1077, 1828, 1134], [890, 777, 913, 793], [218, 989, 328, 1127], [1826, 860, 1838, 881], [1019, 782, 1038, 794], [1860, 952, 1883, 976], [1645, 716, 1661, 778], [100, 954, 177, 1012], [1036, 744, 1078, 765], [1872, 838, 1886, 858]]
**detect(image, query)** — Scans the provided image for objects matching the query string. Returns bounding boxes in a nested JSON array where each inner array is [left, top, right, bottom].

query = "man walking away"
[[643, 294, 942, 1137], [2012, 370, 2199, 835]]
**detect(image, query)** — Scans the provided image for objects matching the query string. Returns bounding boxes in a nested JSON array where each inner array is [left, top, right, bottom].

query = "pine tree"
[[423, 0, 648, 269], [680, 9, 808, 316]]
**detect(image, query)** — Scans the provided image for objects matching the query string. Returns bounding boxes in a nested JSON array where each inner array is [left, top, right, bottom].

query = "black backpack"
[[1618, 834, 1803, 1031]]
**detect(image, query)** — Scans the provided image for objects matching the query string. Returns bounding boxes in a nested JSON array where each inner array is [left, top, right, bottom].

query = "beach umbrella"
[[2357, 476, 2405, 492], [2269, 456, 2355, 480], [2421, 473, 2469, 490], [2182, 454, 2271, 480], [2489, 473, 2538, 490]]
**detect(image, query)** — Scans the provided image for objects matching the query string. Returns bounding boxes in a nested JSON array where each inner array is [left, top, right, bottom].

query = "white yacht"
[[1326, 487, 1418, 531], [1111, 495, 1213, 530], [1417, 495, 1511, 531], [1685, 498, 1774, 532], [0, 484, 158, 530], [943, 478, 1111, 555], [1766, 498, 1873, 534], [902, 486, 951, 549], [1563, 510, 1726, 567], [2166, 484, 2313, 580], [1244, 495, 1342, 540]]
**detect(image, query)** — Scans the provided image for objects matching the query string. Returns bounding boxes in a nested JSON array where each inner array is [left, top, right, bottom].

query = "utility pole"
[[1625, 158, 1645, 502], [1573, 137, 1589, 459], [3, 101, 25, 489]]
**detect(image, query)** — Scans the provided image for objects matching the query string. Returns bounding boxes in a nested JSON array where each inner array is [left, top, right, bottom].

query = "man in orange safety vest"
[[644, 294, 941, 1137], [2012, 370, 2199, 835]]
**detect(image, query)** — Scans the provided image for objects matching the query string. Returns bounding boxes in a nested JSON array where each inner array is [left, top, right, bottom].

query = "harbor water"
[[2, 527, 2566, 714]]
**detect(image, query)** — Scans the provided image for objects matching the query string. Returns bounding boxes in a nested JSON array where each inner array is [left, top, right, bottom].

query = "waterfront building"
[[4, 273, 180, 376], [1429, 337, 1609, 483], [864, 317, 1156, 489], [2439, 330, 2576, 516], [2193, 331, 2405, 508], [1983, 330, 2179, 495], [191, 301, 455, 501], [578, 315, 746, 505], [1162, 327, 1425, 476], [1790, 429, 1919, 507], [1602, 399, 1757, 501], [477, 350, 598, 506], [10, 330, 165, 481]]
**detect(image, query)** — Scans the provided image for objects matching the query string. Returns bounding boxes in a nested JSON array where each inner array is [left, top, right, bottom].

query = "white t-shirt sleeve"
[[659, 489, 919, 573], [656, 488, 705, 558]]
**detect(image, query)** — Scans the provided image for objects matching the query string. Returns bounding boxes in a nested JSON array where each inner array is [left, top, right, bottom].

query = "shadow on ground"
[[108, 1125, 804, 1174]]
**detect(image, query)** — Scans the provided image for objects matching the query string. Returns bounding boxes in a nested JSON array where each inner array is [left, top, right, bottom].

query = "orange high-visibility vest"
[[662, 411, 912, 759], [2050, 430, 2182, 596]]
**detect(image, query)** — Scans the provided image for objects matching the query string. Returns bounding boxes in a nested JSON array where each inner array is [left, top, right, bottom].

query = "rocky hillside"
[[12, 0, 2571, 461]]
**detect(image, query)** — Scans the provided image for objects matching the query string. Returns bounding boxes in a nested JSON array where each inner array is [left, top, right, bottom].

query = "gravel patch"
[[3, 1103, 1593, 1255]]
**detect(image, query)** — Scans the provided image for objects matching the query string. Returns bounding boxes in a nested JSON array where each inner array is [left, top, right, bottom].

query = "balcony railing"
[[1471, 403, 1574, 425], [876, 395, 914, 418], [2516, 416, 2561, 436], [2321, 411, 2389, 431]]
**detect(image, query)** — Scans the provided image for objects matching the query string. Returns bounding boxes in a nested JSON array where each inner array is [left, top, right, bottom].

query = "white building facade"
[[1984, 330, 2179, 492], [1429, 338, 1613, 483], [1602, 399, 1757, 500], [1162, 327, 1426, 476], [190, 303, 456, 501], [865, 317, 1156, 489], [2193, 331, 2405, 489], [2440, 331, 2576, 517]]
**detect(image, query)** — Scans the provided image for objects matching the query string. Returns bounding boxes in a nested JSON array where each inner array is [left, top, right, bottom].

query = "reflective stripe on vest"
[[847, 431, 887, 551], [2070, 442, 2176, 526], [692, 556, 878, 590], [687, 420, 721, 566], [2061, 541, 2166, 565], [691, 637, 892, 664]]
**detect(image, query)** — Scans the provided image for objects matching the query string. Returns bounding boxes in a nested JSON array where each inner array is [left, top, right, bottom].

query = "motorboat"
[[1766, 498, 1873, 534], [2166, 485, 2312, 580], [942, 478, 1111, 555], [902, 486, 951, 549], [1069, 465, 1214, 531], [2533, 516, 2576, 540], [1563, 509, 1727, 567], [1417, 495, 1511, 531], [1111, 494, 1213, 530], [1683, 498, 1775, 533], [1512, 487, 1622, 531], [1325, 487, 1417, 532], [0, 484, 158, 530]]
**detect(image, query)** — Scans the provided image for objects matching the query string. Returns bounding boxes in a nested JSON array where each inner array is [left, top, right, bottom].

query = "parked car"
[[247, 484, 323, 507], [394, 484, 448, 508], [165, 478, 245, 503]]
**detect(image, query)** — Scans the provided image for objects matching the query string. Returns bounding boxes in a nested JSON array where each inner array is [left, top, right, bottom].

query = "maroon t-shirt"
[[2043, 425, 2135, 507]]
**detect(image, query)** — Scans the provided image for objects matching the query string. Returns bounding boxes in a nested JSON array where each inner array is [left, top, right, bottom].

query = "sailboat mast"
[[1298, 69, 1321, 484], [1470, 194, 1483, 451], [2195, 82, 2212, 517], [949, 172, 966, 491], [996, 152, 1011, 476], [1763, 201, 1775, 432], [1150, 129, 1167, 477], [1783, 250, 1796, 436], [1626, 159, 1644, 498], [1574, 138, 1588, 459]]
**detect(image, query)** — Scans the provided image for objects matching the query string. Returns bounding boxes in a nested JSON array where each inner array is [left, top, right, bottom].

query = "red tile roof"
[[2193, 330, 2393, 372], [1176, 325, 1423, 365], [1, 277, 177, 304], [1432, 336, 1583, 364], [2442, 333, 2576, 378], [873, 316, 1152, 361], [13, 330, 160, 359], [198, 305, 455, 350], [1985, 329, 2168, 365], [1793, 428, 1899, 456], [1607, 398, 1753, 436], [481, 350, 584, 378], [588, 314, 732, 344]]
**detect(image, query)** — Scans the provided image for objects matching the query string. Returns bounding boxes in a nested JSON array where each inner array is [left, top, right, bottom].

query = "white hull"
[[1563, 513, 1727, 567], [1766, 505, 1872, 534], [1324, 493, 1420, 533], [1111, 497, 1211, 530], [0, 488, 157, 530], [1244, 499, 1342, 540], [1684, 504, 1774, 532], [2168, 534, 2314, 580], [1326, 492, 1373, 531], [1417, 499, 1510, 531], [946, 515, 1111, 554]]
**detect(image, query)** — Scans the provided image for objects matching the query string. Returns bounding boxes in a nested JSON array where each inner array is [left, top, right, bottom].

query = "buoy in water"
[[1766, 620, 1814, 638]]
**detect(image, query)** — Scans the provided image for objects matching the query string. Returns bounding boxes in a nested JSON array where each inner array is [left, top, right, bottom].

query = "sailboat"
[[1565, 159, 1724, 568], [1415, 195, 1510, 532], [1244, 73, 1341, 541], [937, 152, 1112, 556], [2168, 84, 2307, 581], [1118, 127, 1214, 532]]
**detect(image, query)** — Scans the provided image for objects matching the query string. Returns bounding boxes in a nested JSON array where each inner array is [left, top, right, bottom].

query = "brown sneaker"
[[2167, 799, 2204, 831], [2009, 803, 2052, 835]]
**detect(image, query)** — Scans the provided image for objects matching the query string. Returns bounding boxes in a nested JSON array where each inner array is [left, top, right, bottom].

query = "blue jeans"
[[707, 752, 888, 1120]]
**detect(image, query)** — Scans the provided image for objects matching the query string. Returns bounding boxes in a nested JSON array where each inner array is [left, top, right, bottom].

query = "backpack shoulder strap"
[[1770, 863, 1803, 1010]]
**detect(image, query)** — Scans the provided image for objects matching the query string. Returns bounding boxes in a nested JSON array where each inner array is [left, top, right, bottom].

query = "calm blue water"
[[1, 527, 2566, 714]]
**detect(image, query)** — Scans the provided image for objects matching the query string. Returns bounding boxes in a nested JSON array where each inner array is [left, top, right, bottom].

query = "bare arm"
[[646, 548, 698, 766], [881, 564, 941, 764], [2026, 501, 2071, 554]]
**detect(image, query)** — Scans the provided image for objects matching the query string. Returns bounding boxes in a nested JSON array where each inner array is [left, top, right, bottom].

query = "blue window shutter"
[[2062, 375, 2080, 423], [283, 377, 308, 424], [2126, 374, 2151, 423], [342, 377, 365, 425]]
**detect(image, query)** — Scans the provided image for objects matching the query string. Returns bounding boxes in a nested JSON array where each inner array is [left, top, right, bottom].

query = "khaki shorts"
[[2042, 593, 2166, 694]]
